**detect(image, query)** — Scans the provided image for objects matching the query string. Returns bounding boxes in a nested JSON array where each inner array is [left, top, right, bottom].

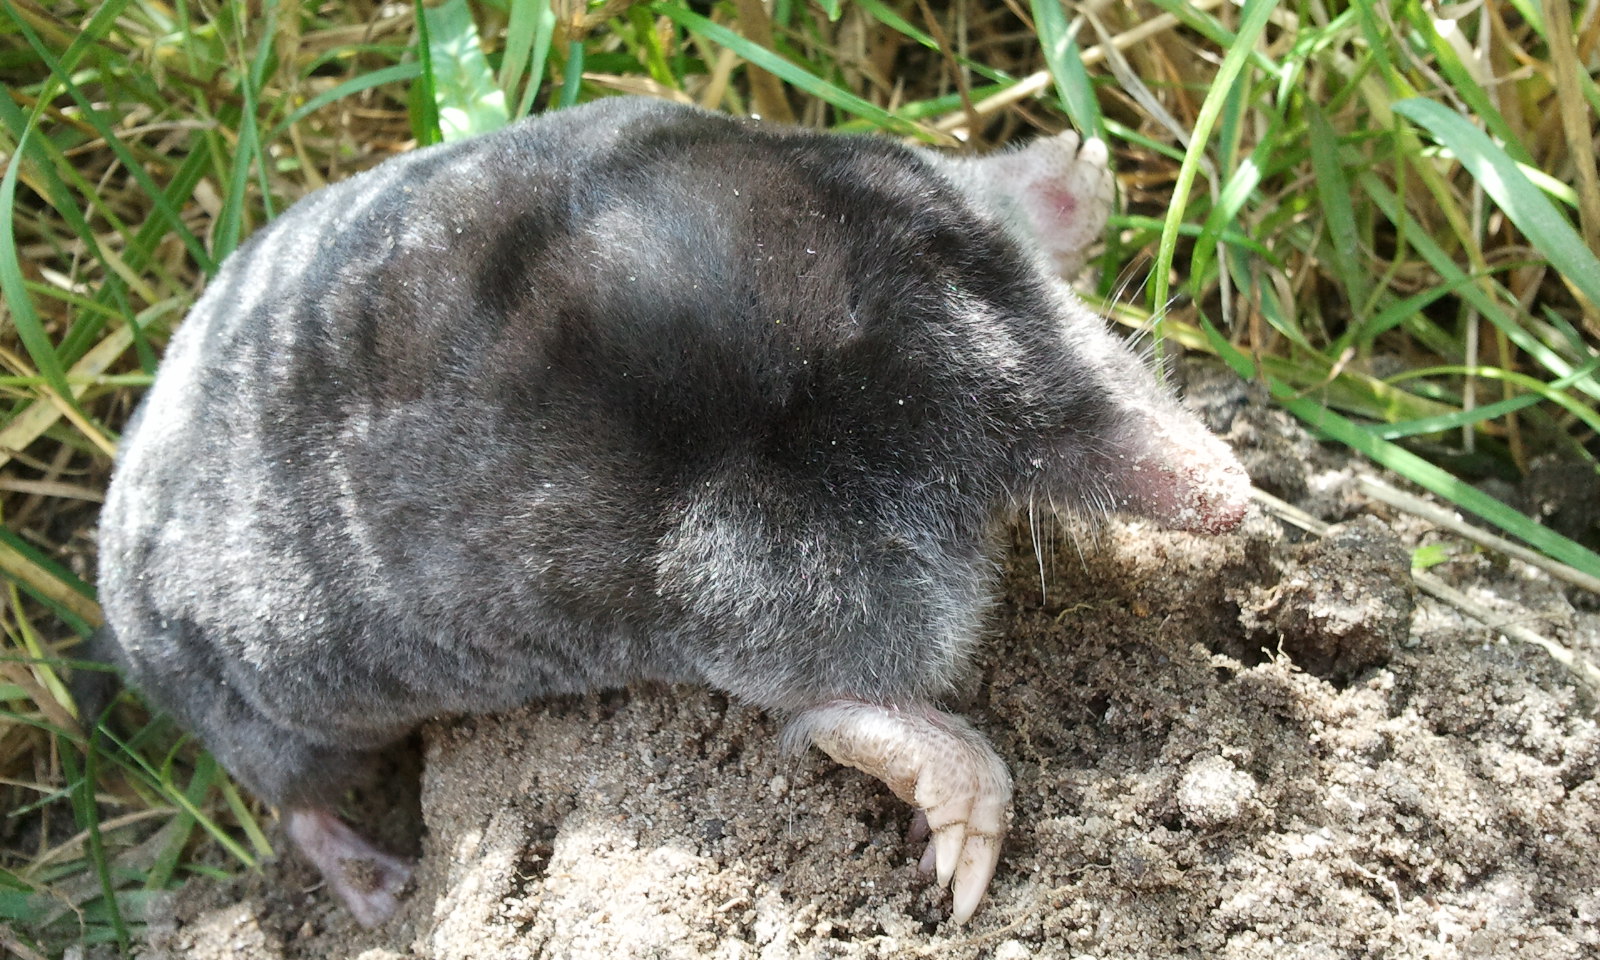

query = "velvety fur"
[[92, 97, 1240, 814]]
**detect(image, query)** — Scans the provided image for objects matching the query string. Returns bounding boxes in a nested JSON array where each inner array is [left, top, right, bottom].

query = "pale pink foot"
[[788, 700, 1012, 923], [286, 807, 413, 927], [999, 129, 1114, 277], [943, 128, 1116, 278]]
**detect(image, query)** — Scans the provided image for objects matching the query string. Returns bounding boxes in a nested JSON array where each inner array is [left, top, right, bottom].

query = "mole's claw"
[[790, 699, 1013, 922], [951, 839, 997, 923], [1079, 135, 1109, 168], [930, 816, 966, 887], [950, 795, 1006, 922]]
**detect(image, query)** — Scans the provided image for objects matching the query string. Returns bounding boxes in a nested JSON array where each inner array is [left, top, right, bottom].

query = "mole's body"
[[90, 97, 1248, 925]]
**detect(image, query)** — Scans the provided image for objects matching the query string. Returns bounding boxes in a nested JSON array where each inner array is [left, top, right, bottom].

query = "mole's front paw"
[[789, 700, 1012, 923]]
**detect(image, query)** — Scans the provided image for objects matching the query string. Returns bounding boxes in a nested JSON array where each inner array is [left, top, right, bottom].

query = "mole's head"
[[923, 128, 1251, 536]]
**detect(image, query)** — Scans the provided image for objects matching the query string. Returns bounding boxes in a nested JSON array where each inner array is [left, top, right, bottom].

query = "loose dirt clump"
[[1234, 515, 1416, 682]]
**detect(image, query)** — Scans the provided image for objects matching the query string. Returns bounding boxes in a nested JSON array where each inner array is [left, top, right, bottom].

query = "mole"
[[81, 96, 1249, 926]]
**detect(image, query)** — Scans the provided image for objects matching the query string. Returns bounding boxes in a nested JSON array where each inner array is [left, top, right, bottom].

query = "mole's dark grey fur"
[[86, 97, 1248, 925]]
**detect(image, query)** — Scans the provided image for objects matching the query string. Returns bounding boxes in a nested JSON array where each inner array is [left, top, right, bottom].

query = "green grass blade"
[[1539, 304, 1593, 361], [557, 39, 584, 108], [4, 0, 213, 274], [519, 0, 558, 117], [1143, 0, 1284, 80], [854, 0, 1013, 86], [97, 725, 259, 869], [267, 63, 425, 145], [143, 766, 207, 890], [1399, 5, 1532, 164], [1201, 318, 1600, 578], [1514, 161, 1581, 209], [63, 741, 129, 953], [653, 3, 926, 137], [1030, 0, 1103, 140], [1395, 98, 1600, 312], [829, 83, 1012, 131], [0, 94, 126, 364], [501, 0, 555, 118], [1222, 241, 1318, 351], [1191, 140, 1268, 285], [214, 0, 281, 259], [0, 124, 75, 408], [0, 526, 98, 637], [1307, 102, 1370, 314], [1370, 392, 1547, 441], [499, 0, 539, 93], [0, 88, 200, 370], [1214, 49, 1252, 182], [411, 0, 443, 144], [1149, 0, 1278, 322], [1359, 172, 1600, 403], [424, 0, 510, 140], [627, 6, 679, 90], [1114, 214, 1275, 261], [1381, 358, 1600, 437], [1336, 272, 1483, 352], [218, 776, 274, 859]]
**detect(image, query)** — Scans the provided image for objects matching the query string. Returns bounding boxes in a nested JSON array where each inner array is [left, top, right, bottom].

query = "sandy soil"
[[125, 367, 1600, 960]]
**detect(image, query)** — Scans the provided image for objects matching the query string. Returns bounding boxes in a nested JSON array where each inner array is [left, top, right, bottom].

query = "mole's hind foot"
[[788, 700, 1012, 923], [287, 807, 413, 927]]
